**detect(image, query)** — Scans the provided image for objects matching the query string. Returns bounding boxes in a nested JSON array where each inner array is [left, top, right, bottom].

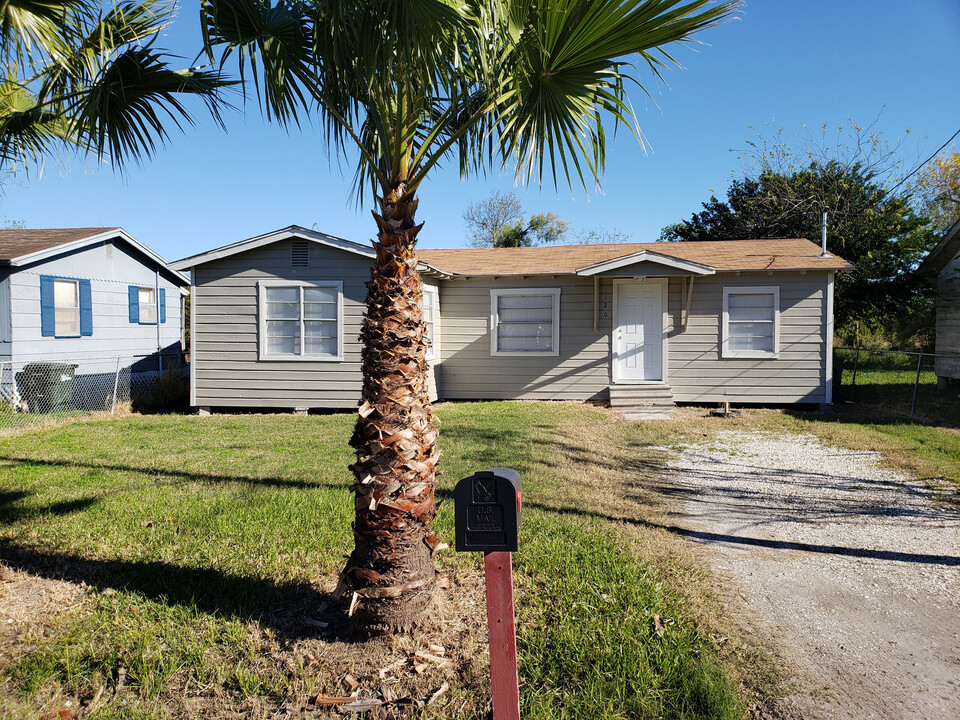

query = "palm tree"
[[201, 0, 735, 635], [0, 0, 228, 173]]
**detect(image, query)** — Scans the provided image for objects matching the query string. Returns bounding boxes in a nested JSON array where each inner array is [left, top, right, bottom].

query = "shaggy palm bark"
[[342, 187, 441, 634]]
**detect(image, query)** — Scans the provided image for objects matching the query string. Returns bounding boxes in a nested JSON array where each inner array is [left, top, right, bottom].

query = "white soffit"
[[575, 250, 716, 276]]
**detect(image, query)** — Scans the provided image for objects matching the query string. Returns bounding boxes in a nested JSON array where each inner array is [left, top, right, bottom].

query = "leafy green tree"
[[463, 190, 567, 247], [661, 161, 935, 334], [911, 148, 960, 235], [0, 0, 228, 173], [202, 0, 735, 634]]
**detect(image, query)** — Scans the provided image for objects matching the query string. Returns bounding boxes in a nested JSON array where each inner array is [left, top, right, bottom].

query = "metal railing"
[[834, 346, 960, 422], [0, 352, 187, 431]]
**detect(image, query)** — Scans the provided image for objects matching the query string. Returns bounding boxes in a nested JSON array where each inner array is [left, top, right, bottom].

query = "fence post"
[[911, 353, 923, 417], [111, 357, 121, 415], [850, 344, 861, 401]]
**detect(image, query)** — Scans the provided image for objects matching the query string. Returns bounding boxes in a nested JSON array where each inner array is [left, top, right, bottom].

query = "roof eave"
[[9, 228, 189, 285], [418, 262, 453, 280], [170, 225, 375, 271], [918, 219, 960, 278]]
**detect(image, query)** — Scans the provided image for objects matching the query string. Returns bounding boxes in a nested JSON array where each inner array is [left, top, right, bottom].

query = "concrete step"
[[609, 394, 674, 406], [610, 384, 672, 395], [609, 383, 675, 421], [622, 410, 674, 421]]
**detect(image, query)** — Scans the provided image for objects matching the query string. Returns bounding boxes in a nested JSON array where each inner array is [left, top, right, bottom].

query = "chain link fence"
[[0, 352, 188, 432], [834, 346, 960, 424]]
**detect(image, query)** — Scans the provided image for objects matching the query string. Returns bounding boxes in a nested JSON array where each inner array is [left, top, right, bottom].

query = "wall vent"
[[104, 242, 113, 261], [291, 241, 309, 267]]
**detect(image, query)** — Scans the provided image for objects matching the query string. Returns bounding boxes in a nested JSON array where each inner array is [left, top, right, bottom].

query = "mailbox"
[[454, 467, 521, 553]]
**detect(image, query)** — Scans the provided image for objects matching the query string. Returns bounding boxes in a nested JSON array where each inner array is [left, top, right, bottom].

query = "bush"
[[132, 367, 190, 414]]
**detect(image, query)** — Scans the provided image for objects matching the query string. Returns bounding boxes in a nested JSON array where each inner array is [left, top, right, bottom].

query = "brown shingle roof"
[[418, 238, 851, 276], [0, 227, 119, 262]]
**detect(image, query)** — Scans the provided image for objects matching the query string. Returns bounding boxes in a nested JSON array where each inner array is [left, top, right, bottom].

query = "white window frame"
[[422, 285, 439, 362], [137, 286, 158, 325], [490, 288, 561, 357], [53, 278, 80, 338], [257, 280, 343, 361], [721, 285, 780, 359]]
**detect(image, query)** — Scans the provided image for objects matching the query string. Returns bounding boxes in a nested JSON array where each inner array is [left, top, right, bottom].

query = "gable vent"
[[104, 242, 113, 261], [291, 241, 309, 267]]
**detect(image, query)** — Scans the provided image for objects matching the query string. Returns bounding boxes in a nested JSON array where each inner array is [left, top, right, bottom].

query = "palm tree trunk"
[[343, 189, 441, 635]]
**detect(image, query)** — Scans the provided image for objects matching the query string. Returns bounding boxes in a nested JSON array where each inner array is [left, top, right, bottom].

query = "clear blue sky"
[[2, 0, 959, 263]]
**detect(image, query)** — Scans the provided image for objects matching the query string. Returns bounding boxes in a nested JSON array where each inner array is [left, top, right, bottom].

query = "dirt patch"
[[0, 562, 86, 642], [659, 431, 960, 720], [0, 559, 490, 719]]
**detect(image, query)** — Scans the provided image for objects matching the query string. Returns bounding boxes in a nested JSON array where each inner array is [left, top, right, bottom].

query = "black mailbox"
[[454, 467, 521, 553]]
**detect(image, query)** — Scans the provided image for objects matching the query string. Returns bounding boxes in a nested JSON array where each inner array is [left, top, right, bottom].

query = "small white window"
[[138, 287, 157, 324], [258, 281, 342, 360], [490, 288, 560, 356], [423, 285, 438, 361], [54, 279, 80, 337], [722, 286, 780, 359]]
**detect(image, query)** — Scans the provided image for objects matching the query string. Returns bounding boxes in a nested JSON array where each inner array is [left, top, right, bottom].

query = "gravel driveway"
[[658, 430, 960, 720]]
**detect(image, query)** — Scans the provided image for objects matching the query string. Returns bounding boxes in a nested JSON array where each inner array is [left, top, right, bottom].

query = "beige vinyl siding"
[[935, 251, 960, 380], [437, 275, 611, 400], [191, 236, 830, 408], [667, 272, 828, 404], [191, 240, 440, 409]]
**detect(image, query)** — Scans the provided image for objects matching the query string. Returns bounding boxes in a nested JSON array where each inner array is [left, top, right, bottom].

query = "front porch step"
[[609, 383, 675, 420]]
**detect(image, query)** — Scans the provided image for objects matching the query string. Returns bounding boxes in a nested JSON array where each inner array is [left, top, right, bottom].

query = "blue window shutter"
[[40, 275, 55, 336], [159, 288, 166, 323], [79, 279, 93, 336], [128, 286, 139, 323]]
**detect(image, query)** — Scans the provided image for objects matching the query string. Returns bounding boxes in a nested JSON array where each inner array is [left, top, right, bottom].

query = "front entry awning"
[[574, 249, 716, 277]]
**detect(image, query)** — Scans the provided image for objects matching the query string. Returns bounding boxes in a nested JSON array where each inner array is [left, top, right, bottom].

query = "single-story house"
[[0, 227, 188, 408], [918, 218, 960, 386], [172, 226, 850, 417]]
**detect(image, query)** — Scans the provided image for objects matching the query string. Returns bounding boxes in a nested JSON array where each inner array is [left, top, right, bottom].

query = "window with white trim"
[[490, 288, 560, 356], [423, 285, 438, 361], [138, 287, 157, 324], [722, 286, 780, 359], [259, 281, 342, 360], [54, 279, 80, 337]]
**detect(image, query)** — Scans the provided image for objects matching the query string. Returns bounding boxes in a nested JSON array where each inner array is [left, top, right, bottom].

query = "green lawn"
[[0, 403, 745, 720]]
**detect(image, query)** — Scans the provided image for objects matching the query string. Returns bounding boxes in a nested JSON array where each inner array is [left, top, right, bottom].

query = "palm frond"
[[0, 73, 72, 167], [69, 45, 232, 169], [0, 0, 80, 66]]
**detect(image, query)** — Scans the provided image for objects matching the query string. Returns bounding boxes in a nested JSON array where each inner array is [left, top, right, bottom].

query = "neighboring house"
[[173, 226, 850, 417], [0, 228, 188, 407], [918, 219, 960, 386]]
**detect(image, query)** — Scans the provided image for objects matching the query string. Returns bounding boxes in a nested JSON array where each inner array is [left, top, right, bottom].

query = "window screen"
[[723, 287, 779, 358], [491, 289, 560, 355]]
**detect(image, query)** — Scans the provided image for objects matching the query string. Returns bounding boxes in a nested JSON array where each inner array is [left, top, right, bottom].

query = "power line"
[[879, 127, 960, 203]]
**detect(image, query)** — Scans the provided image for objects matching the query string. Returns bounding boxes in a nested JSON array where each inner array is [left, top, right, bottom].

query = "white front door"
[[614, 279, 665, 382]]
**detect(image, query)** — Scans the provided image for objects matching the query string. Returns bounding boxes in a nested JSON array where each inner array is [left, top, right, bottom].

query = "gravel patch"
[[657, 431, 960, 720]]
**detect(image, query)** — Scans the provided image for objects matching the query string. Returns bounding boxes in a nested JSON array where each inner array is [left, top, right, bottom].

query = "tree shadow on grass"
[[0, 490, 98, 524], [0, 542, 356, 643], [0, 455, 349, 492]]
